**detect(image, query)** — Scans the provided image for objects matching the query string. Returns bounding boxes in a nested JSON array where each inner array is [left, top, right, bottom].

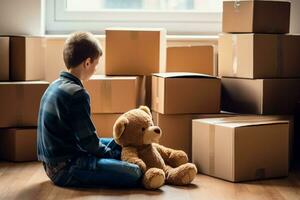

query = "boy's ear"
[[83, 58, 91, 68], [113, 116, 129, 139]]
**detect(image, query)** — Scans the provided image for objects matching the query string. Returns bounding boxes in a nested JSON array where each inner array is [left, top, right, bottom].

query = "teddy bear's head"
[[113, 106, 162, 147]]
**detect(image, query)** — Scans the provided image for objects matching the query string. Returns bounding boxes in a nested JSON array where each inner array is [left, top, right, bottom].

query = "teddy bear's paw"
[[179, 163, 197, 185], [143, 168, 165, 190]]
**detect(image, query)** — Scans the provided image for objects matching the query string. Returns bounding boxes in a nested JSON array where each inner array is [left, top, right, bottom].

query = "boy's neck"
[[68, 66, 83, 81]]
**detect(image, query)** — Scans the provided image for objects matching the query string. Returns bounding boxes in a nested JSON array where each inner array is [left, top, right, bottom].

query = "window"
[[46, 0, 222, 35]]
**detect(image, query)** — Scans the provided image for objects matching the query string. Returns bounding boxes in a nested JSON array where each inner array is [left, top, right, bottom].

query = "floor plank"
[[0, 161, 299, 200]]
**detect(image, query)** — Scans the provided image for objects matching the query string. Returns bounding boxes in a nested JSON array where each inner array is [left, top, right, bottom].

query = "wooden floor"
[[1, 162, 300, 200]]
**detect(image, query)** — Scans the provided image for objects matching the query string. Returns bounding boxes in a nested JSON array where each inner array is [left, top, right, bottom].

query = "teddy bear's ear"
[[139, 105, 152, 117], [113, 116, 129, 139]]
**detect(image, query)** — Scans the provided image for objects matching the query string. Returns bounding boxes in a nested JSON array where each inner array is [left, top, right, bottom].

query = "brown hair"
[[63, 32, 102, 69]]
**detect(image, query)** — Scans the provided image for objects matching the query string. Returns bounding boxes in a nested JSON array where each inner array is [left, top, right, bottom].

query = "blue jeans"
[[44, 138, 142, 188]]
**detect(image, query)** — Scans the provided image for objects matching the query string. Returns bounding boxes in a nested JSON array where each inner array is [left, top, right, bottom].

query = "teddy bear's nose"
[[154, 128, 161, 134]]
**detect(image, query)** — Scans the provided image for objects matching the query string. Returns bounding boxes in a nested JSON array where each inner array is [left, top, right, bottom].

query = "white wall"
[[0, 0, 44, 35], [0, 0, 299, 35]]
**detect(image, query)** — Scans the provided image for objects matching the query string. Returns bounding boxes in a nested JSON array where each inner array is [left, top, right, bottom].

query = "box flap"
[[193, 117, 289, 128], [152, 72, 218, 79]]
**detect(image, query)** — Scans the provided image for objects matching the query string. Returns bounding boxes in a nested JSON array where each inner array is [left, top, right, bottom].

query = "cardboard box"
[[219, 34, 300, 79], [0, 128, 37, 161], [0, 81, 49, 128], [152, 72, 221, 114], [192, 117, 289, 182], [153, 112, 234, 158], [166, 45, 215, 75], [221, 78, 300, 114], [10, 36, 45, 81], [0, 37, 9, 81], [92, 113, 122, 138], [105, 28, 166, 75], [223, 1, 290, 33], [83, 75, 145, 113]]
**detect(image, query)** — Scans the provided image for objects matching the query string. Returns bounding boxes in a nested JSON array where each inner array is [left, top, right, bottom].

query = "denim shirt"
[[37, 71, 118, 165]]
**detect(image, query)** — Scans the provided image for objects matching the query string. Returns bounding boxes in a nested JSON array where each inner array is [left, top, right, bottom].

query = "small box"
[[222, 1, 290, 33], [0, 37, 9, 81], [83, 75, 145, 113], [105, 28, 166, 75], [166, 45, 215, 75], [218, 34, 300, 79], [152, 72, 221, 114], [92, 113, 122, 138], [221, 78, 300, 114], [192, 117, 289, 182], [0, 81, 49, 128], [153, 112, 234, 158], [0, 128, 37, 161], [10, 36, 45, 81]]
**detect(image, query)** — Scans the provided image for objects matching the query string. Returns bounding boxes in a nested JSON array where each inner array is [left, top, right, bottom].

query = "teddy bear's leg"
[[165, 163, 197, 185], [143, 168, 165, 190]]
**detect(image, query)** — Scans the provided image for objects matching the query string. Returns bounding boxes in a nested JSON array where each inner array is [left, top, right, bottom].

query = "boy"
[[37, 32, 142, 187]]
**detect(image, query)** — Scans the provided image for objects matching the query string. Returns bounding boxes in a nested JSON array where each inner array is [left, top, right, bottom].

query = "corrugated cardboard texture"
[[222, 1, 290, 33], [166, 46, 214, 75], [105, 28, 166, 75], [0, 37, 9, 81], [153, 112, 234, 159], [91, 113, 122, 138], [0, 82, 49, 128], [0, 128, 37, 161], [219, 34, 300, 79], [192, 117, 289, 182], [222, 78, 300, 114], [152, 73, 221, 114], [84, 75, 145, 113], [10, 36, 45, 81]]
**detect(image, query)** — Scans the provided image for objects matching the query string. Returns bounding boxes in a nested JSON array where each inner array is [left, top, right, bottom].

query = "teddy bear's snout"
[[154, 128, 161, 134]]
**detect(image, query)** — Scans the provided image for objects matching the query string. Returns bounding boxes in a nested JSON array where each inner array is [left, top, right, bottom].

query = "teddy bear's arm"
[[153, 143, 188, 168], [122, 146, 147, 173]]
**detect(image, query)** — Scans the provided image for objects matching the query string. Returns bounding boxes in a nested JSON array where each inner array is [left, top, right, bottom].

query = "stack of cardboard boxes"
[[83, 27, 220, 159], [0, 36, 49, 161], [192, 0, 296, 182]]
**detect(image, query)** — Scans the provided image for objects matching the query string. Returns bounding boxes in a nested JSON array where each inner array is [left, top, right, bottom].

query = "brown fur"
[[113, 106, 197, 190]]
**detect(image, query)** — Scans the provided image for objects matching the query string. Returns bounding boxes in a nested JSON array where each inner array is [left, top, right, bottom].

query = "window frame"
[[46, 0, 222, 35]]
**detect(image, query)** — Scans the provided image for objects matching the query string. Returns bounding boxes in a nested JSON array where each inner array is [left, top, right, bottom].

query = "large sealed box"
[[219, 34, 300, 79], [92, 113, 122, 138], [0, 128, 37, 161], [192, 117, 289, 182], [0, 81, 49, 127], [0, 37, 9, 81], [153, 112, 234, 158], [10, 36, 45, 81], [222, 1, 290, 33], [221, 78, 300, 114], [84, 75, 145, 113], [105, 28, 166, 75], [152, 73, 221, 114], [166, 45, 215, 75]]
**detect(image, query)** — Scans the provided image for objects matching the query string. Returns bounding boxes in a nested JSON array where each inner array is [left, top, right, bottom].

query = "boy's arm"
[[70, 89, 118, 159]]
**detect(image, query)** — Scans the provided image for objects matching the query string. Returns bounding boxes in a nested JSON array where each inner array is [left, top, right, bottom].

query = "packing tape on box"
[[208, 124, 215, 175], [101, 80, 112, 112], [16, 84, 25, 125], [232, 35, 238, 75], [276, 35, 283, 76], [234, 0, 241, 9]]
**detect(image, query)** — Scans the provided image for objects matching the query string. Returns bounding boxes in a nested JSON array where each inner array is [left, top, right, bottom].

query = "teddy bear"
[[113, 105, 197, 190]]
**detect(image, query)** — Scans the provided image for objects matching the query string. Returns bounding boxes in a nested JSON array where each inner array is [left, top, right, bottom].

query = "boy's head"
[[63, 32, 102, 80]]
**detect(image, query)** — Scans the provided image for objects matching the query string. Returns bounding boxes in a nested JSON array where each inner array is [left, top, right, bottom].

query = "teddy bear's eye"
[[142, 127, 145, 131]]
